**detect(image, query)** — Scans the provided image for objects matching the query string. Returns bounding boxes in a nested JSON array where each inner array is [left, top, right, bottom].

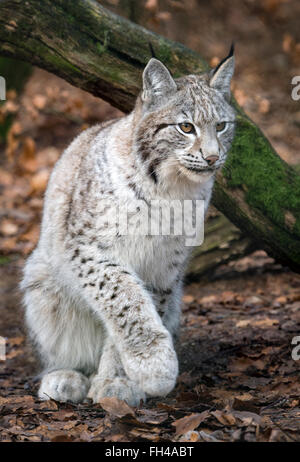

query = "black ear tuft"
[[148, 42, 156, 59], [148, 43, 174, 77], [228, 42, 235, 58], [209, 43, 235, 100], [212, 42, 235, 76]]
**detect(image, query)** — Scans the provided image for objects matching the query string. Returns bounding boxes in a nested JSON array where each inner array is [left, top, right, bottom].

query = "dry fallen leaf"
[[233, 410, 262, 426], [211, 410, 236, 426], [236, 317, 279, 328], [0, 395, 35, 408], [98, 396, 135, 418], [33, 94, 47, 110], [145, 0, 158, 13], [0, 220, 18, 236], [18, 137, 37, 173], [179, 430, 201, 442], [198, 294, 217, 306], [172, 411, 209, 436], [182, 294, 195, 304], [6, 121, 22, 161], [39, 400, 58, 411], [30, 169, 50, 193]]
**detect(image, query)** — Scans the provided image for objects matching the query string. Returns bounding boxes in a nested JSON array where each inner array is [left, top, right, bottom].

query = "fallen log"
[[0, 0, 299, 271]]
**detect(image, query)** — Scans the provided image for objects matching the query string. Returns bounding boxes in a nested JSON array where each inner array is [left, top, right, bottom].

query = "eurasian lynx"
[[21, 49, 236, 406]]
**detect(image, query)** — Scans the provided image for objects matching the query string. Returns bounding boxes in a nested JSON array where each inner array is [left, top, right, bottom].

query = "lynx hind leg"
[[88, 340, 146, 407], [21, 251, 103, 403], [39, 369, 90, 403]]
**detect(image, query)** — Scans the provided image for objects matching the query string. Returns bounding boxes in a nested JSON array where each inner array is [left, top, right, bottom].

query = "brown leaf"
[[98, 397, 135, 418], [236, 317, 279, 328], [18, 137, 37, 173], [137, 408, 168, 425], [221, 291, 237, 304], [19, 224, 40, 245], [258, 98, 270, 114], [233, 410, 262, 426], [39, 400, 58, 411], [30, 169, 50, 193], [182, 294, 195, 304], [179, 430, 201, 442], [6, 122, 22, 161], [129, 427, 161, 441], [232, 395, 260, 413], [0, 220, 18, 236], [8, 337, 25, 346], [33, 95, 47, 110], [145, 0, 158, 13], [172, 411, 209, 436], [52, 410, 77, 421], [230, 357, 266, 372], [0, 395, 35, 410], [198, 294, 218, 306], [212, 410, 236, 426], [243, 296, 263, 308], [0, 236, 17, 253]]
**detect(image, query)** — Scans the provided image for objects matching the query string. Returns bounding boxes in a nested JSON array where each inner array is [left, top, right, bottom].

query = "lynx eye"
[[216, 122, 226, 132], [179, 122, 195, 134]]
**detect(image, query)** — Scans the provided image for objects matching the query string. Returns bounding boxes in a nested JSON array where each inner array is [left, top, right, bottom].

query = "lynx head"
[[134, 47, 236, 187]]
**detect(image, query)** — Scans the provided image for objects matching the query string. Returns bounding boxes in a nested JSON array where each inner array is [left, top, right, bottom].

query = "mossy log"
[[186, 213, 256, 281], [0, 0, 299, 271]]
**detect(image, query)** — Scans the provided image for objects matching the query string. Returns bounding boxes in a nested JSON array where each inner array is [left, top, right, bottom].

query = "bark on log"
[[0, 0, 299, 271], [186, 213, 256, 281]]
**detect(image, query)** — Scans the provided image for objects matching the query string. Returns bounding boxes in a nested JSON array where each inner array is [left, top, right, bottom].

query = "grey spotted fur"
[[21, 52, 236, 405]]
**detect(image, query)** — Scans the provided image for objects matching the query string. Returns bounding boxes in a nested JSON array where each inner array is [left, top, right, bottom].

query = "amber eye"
[[179, 122, 195, 134], [216, 122, 226, 132]]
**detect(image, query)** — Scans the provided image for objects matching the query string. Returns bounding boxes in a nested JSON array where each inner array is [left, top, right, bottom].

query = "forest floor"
[[0, 254, 299, 442], [0, 0, 300, 442]]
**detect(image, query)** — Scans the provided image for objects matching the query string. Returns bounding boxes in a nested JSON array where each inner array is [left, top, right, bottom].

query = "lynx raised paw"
[[122, 340, 179, 397], [87, 376, 146, 407], [38, 369, 90, 403]]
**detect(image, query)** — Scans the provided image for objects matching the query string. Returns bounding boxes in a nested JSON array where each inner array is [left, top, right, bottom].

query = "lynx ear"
[[142, 58, 177, 104], [209, 44, 235, 101]]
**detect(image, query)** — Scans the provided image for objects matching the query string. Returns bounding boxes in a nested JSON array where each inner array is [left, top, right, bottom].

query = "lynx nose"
[[205, 155, 219, 166]]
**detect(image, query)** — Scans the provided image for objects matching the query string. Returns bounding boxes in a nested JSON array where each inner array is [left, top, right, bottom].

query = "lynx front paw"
[[87, 376, 146, 407], [123, 340, 179, 398], [38, 369, 90, 403]]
